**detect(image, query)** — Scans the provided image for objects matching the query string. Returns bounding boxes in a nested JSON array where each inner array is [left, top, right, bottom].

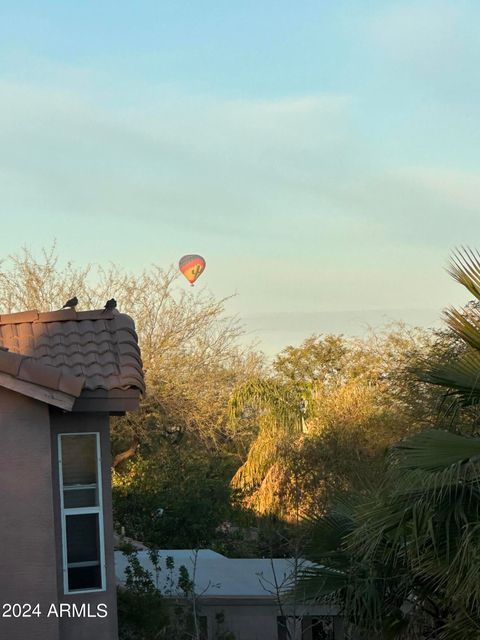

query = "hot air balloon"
[[179, 254, 206, 286]]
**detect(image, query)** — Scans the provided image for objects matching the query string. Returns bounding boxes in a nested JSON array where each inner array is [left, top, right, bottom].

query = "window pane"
[[199, 616, 208, 640], [64, 488, 97, 509], [61, 434, 97, 486], [66, 513, 102, 591], [66, 513, 100, 564], [60, 433, 105, 593], [61, 434, 99, 507], [68, 565, 102, 591], [303, 616, 335, 640], [277, 616, 288, 640]]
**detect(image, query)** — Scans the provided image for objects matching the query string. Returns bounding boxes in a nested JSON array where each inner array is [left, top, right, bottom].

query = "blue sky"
[[0, 1, 479, 352]]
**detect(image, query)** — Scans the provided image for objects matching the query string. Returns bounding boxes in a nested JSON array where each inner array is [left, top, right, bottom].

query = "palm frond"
[[439, 608, 480, 640], [231, 429, 281, 489], [304, 494, 359, 560], [384, 430, 480, 523], [294, 564, 348, 600], [228, 376, 302, 432], [447, 247, 480, 301], [418, 349, 480, 405], [389, 429, 480, 472], [444, 305, 480, 351], [294, 497, 360, 601]]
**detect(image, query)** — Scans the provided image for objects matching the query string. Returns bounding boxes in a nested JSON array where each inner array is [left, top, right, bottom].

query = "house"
[[0, 307, 144, 640], [115, 548, 345, 640]]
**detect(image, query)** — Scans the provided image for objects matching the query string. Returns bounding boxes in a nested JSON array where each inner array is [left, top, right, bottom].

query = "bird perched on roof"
[[62, 296, 78, 309], [104, 298, 117, 312]]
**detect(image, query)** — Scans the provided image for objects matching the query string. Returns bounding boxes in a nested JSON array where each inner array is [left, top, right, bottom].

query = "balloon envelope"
[[179, 254, 206, 285]]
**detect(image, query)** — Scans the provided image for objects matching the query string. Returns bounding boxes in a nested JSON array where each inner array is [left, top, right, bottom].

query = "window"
[[277, 616, 288, 640], [302, 616, 335, 640], [278, 616, 336, 640], [199, 616, 208, 640], [277, 616, 302, 640], [58, 433, 106, 593]]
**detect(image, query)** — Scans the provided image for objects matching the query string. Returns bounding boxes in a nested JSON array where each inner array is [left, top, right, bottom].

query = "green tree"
[[117, 547, 169, 640], [229, 326, 445, 519], [113, 444, 235, 548]]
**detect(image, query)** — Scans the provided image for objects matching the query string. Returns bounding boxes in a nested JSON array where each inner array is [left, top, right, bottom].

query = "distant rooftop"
[[115, 549, 313, 598]]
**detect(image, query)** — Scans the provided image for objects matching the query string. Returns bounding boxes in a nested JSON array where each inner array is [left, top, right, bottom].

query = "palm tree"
[[298, 248, 480, 639], [229, 376, 306, 516]]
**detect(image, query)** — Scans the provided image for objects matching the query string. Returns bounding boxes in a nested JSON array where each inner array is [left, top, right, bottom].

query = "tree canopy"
[[298, 248, 480, 639]]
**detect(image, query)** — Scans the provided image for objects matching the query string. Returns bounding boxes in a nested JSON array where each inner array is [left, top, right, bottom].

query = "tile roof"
[[0, 309, 144, 394], [0, 348, 85, 397]]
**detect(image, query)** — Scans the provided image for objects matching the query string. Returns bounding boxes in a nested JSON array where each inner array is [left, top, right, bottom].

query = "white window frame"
[[58, 432, 106, 594]]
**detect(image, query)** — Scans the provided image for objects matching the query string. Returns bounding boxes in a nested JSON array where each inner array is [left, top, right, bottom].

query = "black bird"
[[62, 296, 78, 309], [104, 298, 117, 312]]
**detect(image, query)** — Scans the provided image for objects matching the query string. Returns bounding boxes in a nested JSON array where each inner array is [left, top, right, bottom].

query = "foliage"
[[113, 444, 236, 548], [298, 248, 480, 639], [118, 547, 236, 640], [117, 547, 169, 640], [229, 325, 448, 518]]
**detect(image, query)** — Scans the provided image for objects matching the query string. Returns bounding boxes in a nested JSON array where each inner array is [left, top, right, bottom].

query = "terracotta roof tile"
[[0, 349, 85, 397], [18, 357, 61, 389], [0, 309, 144, 394], [0, 310, 39, 324], [0, 349, 23, 377], [58, 374, 85, 397], [38, 309, 77, 322]]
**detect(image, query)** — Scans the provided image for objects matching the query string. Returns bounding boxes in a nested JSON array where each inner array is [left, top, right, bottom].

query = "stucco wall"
[[198, 600, 345, 640], [0, 388, 60, 640], [206, 602, 278, 640], [50, 411, 118, 640]]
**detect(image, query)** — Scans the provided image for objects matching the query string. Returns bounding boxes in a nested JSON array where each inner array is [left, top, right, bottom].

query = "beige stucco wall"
[[0, 390, 118, 640], [0, 388, 61, 640], [197, 599, 345, 640], [208, 602, 277, 640]]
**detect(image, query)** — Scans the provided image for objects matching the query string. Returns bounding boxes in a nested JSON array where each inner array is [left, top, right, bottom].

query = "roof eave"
[[0, 371, 78, 411], [71, 388, 141, 413]]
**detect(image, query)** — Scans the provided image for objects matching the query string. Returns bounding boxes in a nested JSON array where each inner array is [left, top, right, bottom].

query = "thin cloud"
[[367, 0, 462, 66], [0, 67, 477, 321]]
